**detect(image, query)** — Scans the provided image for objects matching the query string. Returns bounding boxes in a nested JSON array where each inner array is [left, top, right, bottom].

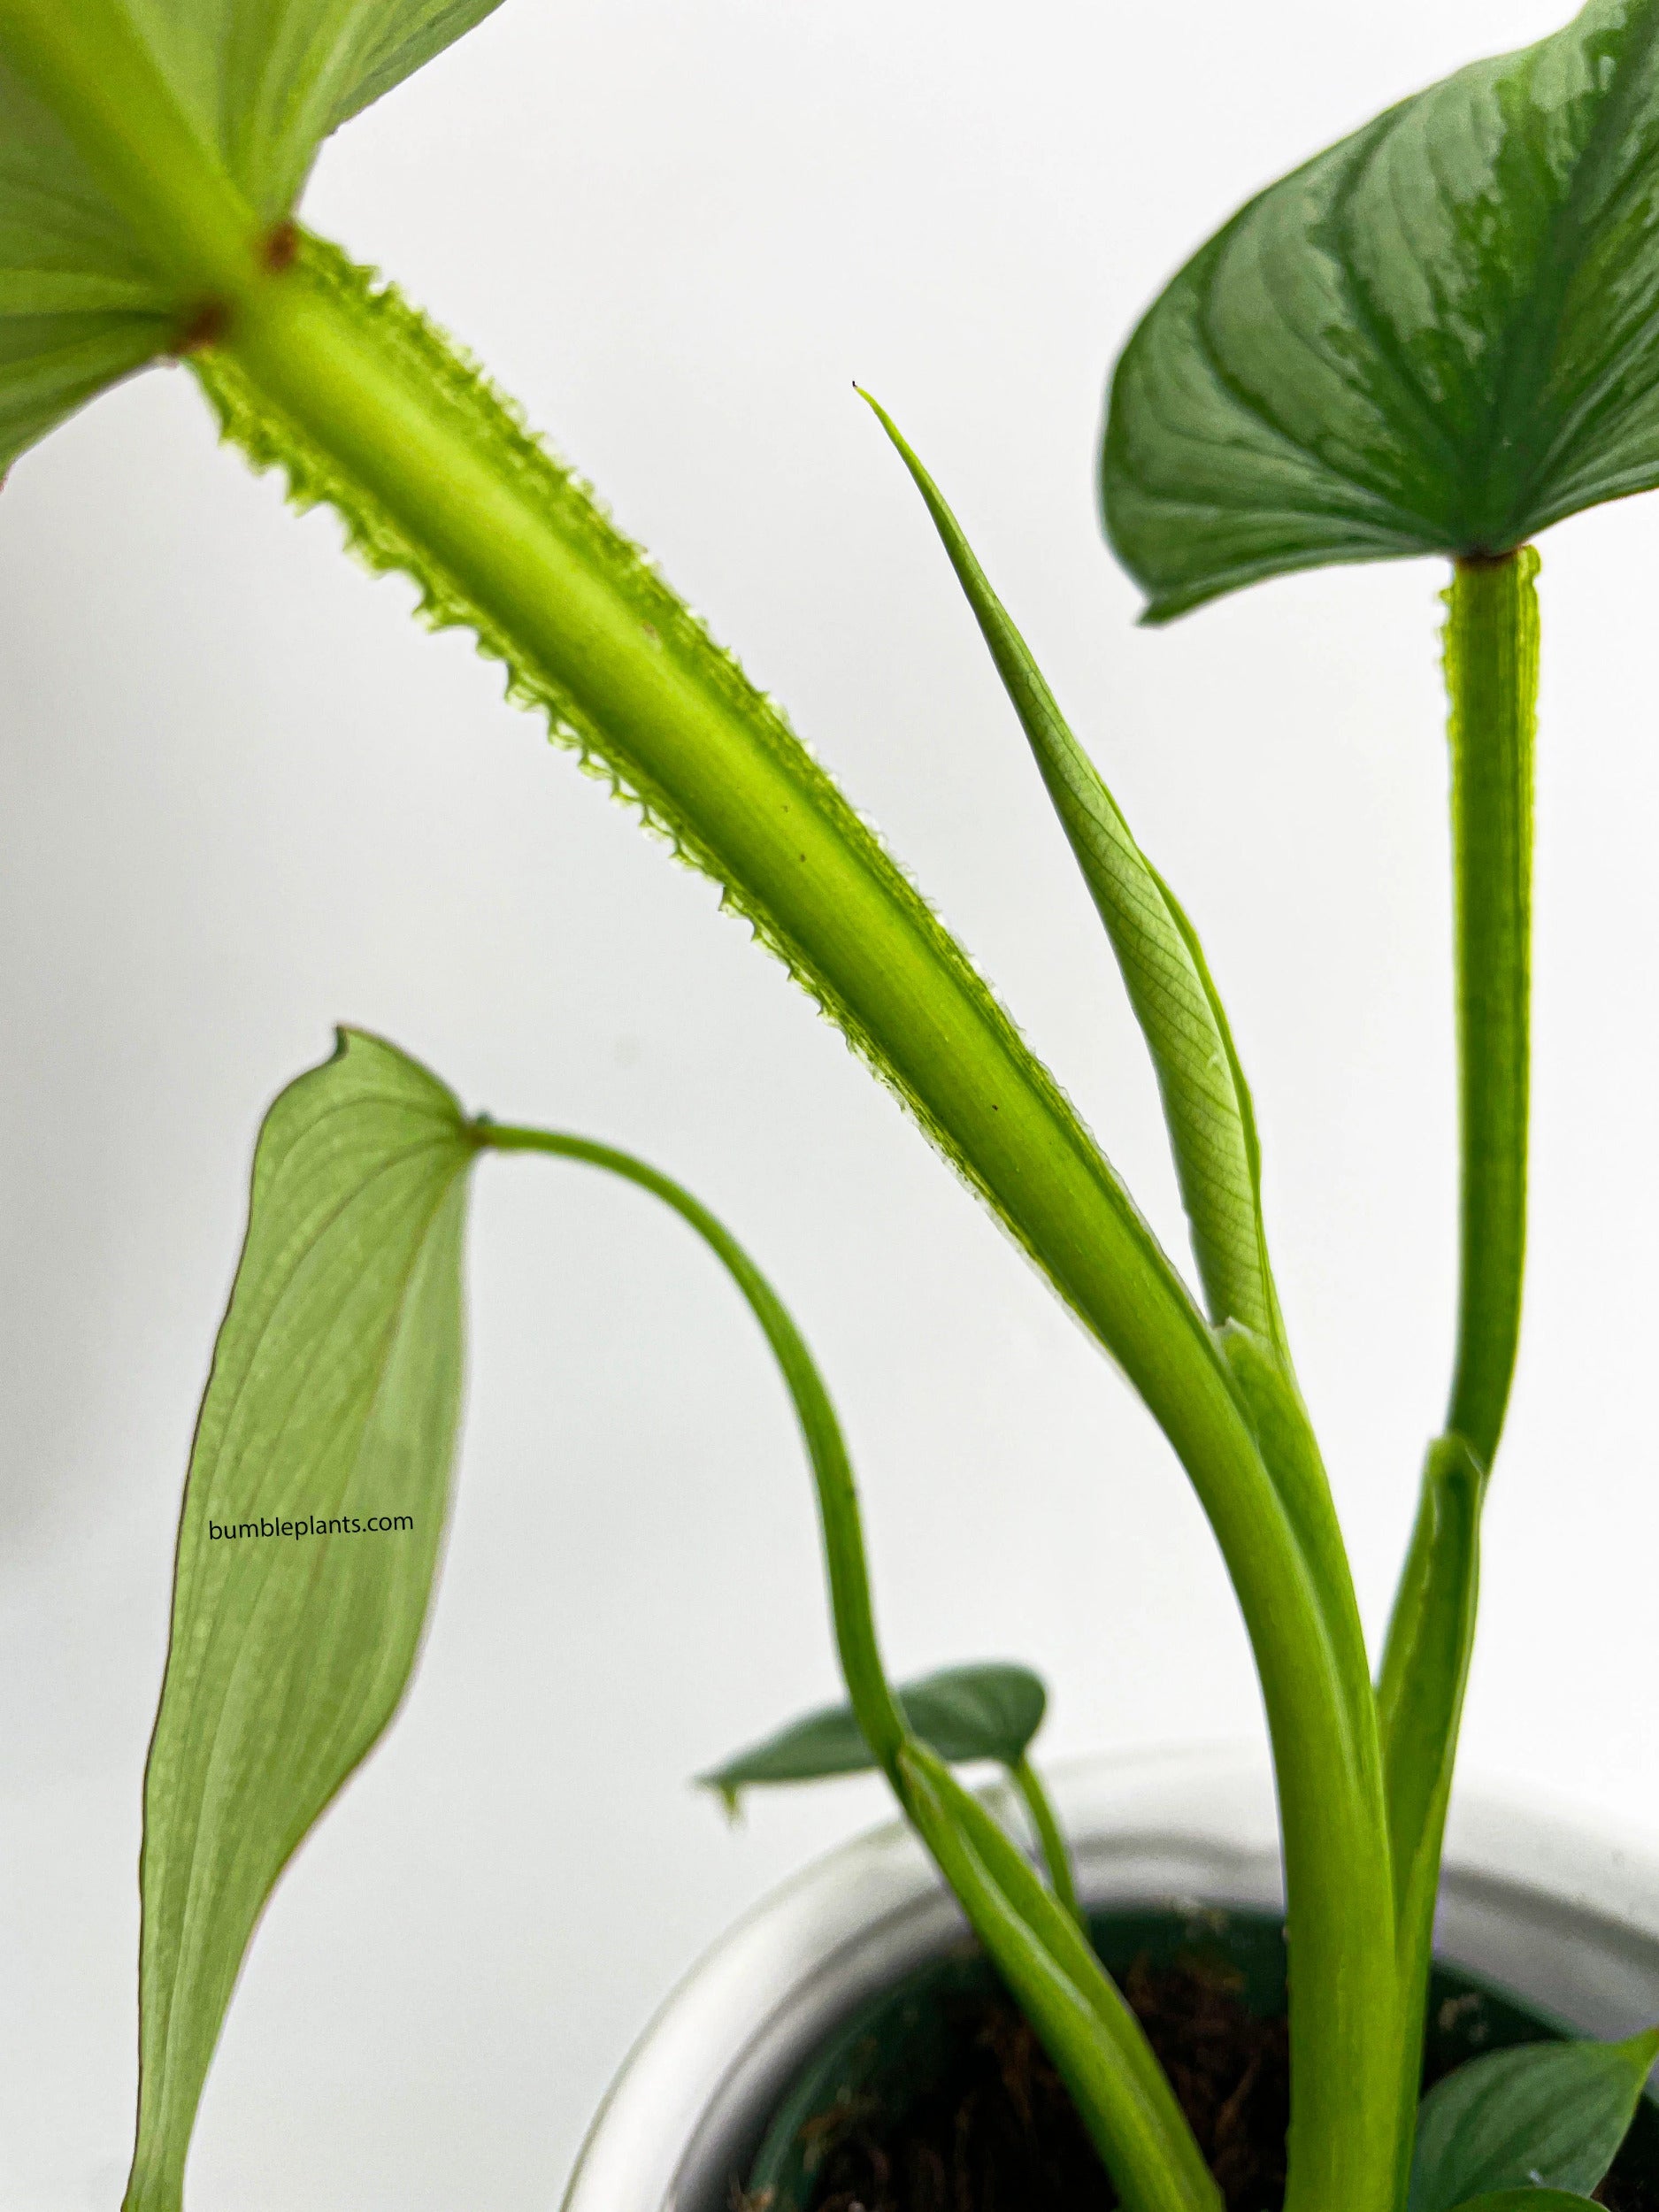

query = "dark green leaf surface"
[[1409, 2029, 1659, 2212], [125, 1031, 475, 2212], [1102, 0, 1659, 619], [0, 0, 501, 470], [1444, 2195, 1599, 2212], [700, 1662, 1048, 1808]]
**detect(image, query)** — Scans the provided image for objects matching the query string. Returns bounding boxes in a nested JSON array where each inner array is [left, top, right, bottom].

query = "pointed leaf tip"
[[869, 399, 1282, 1348]]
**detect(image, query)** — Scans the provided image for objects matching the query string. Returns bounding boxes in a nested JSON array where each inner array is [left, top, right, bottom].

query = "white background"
[[4, 1, 1658, 2204]]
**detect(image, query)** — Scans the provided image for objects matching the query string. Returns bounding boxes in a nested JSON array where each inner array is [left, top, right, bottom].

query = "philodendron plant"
[[4, 2, 1659, 2208]]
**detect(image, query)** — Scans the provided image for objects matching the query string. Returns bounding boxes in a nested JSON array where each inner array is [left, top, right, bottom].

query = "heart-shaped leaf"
[[126, 1030, 477, 2212], [1102, 0, 1659, 620], [700, 1662, 1048, 1810], [0, 0, 502, 472], [1409, 2028, 1659, 2212]]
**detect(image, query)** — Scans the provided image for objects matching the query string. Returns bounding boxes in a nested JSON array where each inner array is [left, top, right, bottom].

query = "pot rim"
[[560, 1741, 1659, 2212]]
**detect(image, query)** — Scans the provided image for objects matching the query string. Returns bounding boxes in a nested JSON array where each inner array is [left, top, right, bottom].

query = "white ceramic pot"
[[561, 1746, 1659, 2212]]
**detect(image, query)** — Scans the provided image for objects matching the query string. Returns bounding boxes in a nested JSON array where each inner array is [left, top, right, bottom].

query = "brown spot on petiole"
[[262, 220, 301, 274], [173, 300, 230, 355]]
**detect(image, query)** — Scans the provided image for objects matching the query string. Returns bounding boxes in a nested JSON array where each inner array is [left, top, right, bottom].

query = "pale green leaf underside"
[[1103, 0, 1659, 618], [1409, 2029, 1659, 2212], [122, 0, 507, 218], [701, 1662, 1048, 1806], [0, 0, 501, 470], [0, 52, 176, 471], [125, 1030, 474, 2212]]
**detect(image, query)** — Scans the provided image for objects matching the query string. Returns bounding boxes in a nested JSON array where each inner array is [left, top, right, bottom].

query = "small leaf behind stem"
[[701, 1661, 1083, 1923], [701, 1661, 1047, 1808], [125, 1031, 475, 2212], [1410, 2029, 1659, 2212]]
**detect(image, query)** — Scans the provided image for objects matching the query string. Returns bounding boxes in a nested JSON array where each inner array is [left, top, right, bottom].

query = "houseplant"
[[3, 0, 1659, 2206]]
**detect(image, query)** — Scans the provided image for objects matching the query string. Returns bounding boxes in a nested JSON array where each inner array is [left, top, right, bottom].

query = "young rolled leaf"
[[1377, 1433, 1486, 2173], [126, 1031, 476, 2212], [700, 1661, 1047, 1809], [1409, 2029, 1659, 2212], [865, 394, 1282, 1354], [1379, 1432, 1484, 1939], [0, 0, 502, 470], [1217, 1325, 1373, 1728], [1103, 0, 1659, 619]]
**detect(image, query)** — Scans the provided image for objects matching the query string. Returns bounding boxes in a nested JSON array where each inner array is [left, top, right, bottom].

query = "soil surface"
[[785, 1953, 1657, 2212]]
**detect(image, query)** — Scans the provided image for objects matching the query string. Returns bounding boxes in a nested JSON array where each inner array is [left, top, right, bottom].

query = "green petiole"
[[1379, 549, 1540, 2204], [476, 1118, 1214, 2212], [1011, 1754, 1084, 1925]]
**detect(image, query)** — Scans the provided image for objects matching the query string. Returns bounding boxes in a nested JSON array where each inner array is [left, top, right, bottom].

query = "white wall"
[[4, 1, 1656, 2205]]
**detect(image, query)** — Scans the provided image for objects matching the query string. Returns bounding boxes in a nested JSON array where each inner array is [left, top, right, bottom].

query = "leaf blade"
[[121, 0, 509, 217], [125, 1030, 476, 2212], [1444, 2196, 1600, 2212], [1102, 0, 1659, 618], [699, 1661, 1048, 1808], [1409, 2029, 1659, 2212], [0, 0, 503, 472]]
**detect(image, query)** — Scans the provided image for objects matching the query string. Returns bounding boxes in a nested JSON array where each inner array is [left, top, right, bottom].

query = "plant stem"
[[482, 1122, 1218, 2212], [474, 1122, 910, 1766], [1378, 548, 1539, 2205], [1444, 549, 1538, 1470], [1012, 1755, 1084, 1924], [903, 1744, 1222, 2212], [225, 246, 1398, 2201], [0, 12, 1402, 2203], [222, 238, 1398, 2197]]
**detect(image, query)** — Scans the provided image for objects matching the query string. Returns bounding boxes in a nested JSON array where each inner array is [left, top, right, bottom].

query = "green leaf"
[[121, 0, 508, 218], [0, 47, 179, 472], [699, 1662, 1048, 1810], [1409, 2029, 1659, 2212], [1102, 0, 1659, 620], [0, 0, 502, 472], [864, 393, 1281, 1350], [125, 1030, 477, 2212], [1444, 2196, 1600, 2212]]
